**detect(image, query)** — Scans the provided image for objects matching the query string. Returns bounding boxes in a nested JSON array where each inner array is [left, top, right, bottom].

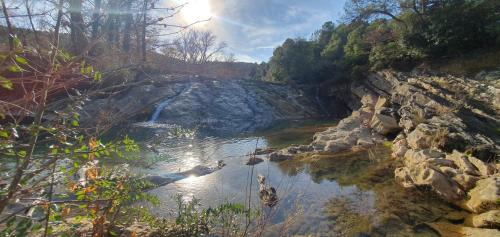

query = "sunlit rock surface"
[[268, 69, 499, 234], [82, 75, 324, 135]]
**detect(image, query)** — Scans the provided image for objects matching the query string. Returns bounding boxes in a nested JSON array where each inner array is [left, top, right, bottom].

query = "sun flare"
[[181, 0, 213, 23]]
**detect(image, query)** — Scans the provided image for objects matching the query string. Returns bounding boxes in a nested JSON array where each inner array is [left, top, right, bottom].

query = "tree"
[[69, 0, 88, 55], [344, 0, 407, 27], [91, 0, 102, 40], [165, 29, 227, 64], [1, 0, 15, 50], [265, 38, 321, 83], [122, 0, 134, 52]]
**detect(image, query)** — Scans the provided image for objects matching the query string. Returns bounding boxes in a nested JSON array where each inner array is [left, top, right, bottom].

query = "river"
[[116, 120, 454, 236]]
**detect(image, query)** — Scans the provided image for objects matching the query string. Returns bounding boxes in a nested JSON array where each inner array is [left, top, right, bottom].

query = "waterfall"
[[149, 96, 177, 122], [149, 86, 192, 122]]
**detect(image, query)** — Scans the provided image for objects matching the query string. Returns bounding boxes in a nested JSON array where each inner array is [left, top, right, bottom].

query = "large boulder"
[[406, 123, 439, 150], [394, 163, 465, 202], [446, 151, 482, 176], [310, 93, 389, 153], [446, 150, 496, 177], [391, 133, 408, 158], [370, 113, 400, 135], [465, 175, 500, 213], [465, 210, 500, 228]]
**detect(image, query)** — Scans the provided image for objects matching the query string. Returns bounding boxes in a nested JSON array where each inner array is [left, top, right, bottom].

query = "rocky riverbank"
[[269, 69, 500, 235]]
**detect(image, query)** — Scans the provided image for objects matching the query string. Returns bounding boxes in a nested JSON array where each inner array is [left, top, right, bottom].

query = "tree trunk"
[[51, 0, 64, 61], [69, 0, 88, 55], [141, 0, 148, 62], [91, 0, 102, 40], [1, 0, 15, 50], [122, 0, 133, 52], [105, 0, 120, 44], [25, 0, 41, 47]]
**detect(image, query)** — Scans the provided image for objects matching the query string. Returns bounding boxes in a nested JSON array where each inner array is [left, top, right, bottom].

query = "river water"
[[120, 120, 454, 236]]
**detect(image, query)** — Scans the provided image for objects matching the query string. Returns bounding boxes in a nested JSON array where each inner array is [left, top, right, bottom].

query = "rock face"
[[356, 70, 499, 232], [82, 75, 323, 135]]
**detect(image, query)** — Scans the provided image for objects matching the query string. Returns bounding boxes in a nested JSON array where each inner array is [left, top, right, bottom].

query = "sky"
[[163, 0, 348, 63], [2, 0, 347, 63]]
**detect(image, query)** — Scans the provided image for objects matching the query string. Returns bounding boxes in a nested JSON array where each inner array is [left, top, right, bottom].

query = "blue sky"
[[166, 0, 347, 62]]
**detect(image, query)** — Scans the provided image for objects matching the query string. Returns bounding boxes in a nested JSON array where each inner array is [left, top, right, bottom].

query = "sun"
[[181, 0, 213, 23]]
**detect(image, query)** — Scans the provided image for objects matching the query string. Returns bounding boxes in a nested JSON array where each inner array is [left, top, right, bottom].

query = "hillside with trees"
[[264, 0, 500, 86]]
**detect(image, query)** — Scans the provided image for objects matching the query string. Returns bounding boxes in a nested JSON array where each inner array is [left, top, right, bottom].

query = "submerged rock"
[[269, 149, 294, 162], [255, 147, 277, 155], [246, 157, 264, 165]]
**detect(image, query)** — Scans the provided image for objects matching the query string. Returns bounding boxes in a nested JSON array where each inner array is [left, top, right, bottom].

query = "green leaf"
[[17, 150, 27, 157], [7, 65, 21, 73], [0, 130, 8, 138], [71, 120, 79, 127], [0, 76, 13, 90], [15, 56, 28, 65], [12, 36, 22, 48], [93, 71, 102, 81], [51, 148, 58, 155]]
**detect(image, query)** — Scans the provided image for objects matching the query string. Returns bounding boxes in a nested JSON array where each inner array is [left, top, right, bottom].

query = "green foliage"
[[369, 41, 423, 70], [265, 0, 500, 87], [152, 194, 252, 237], [266, 38, 321, 83]]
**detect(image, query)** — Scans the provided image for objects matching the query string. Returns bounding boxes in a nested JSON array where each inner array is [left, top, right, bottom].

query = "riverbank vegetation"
[[263, 0, 500, 86]]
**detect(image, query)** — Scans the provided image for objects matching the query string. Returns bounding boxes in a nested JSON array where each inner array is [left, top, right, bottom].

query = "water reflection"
[[126, 121, 454, 236]]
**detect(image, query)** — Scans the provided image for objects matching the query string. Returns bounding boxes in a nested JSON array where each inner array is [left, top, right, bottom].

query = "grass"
[[432, 48, 500, 75]]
